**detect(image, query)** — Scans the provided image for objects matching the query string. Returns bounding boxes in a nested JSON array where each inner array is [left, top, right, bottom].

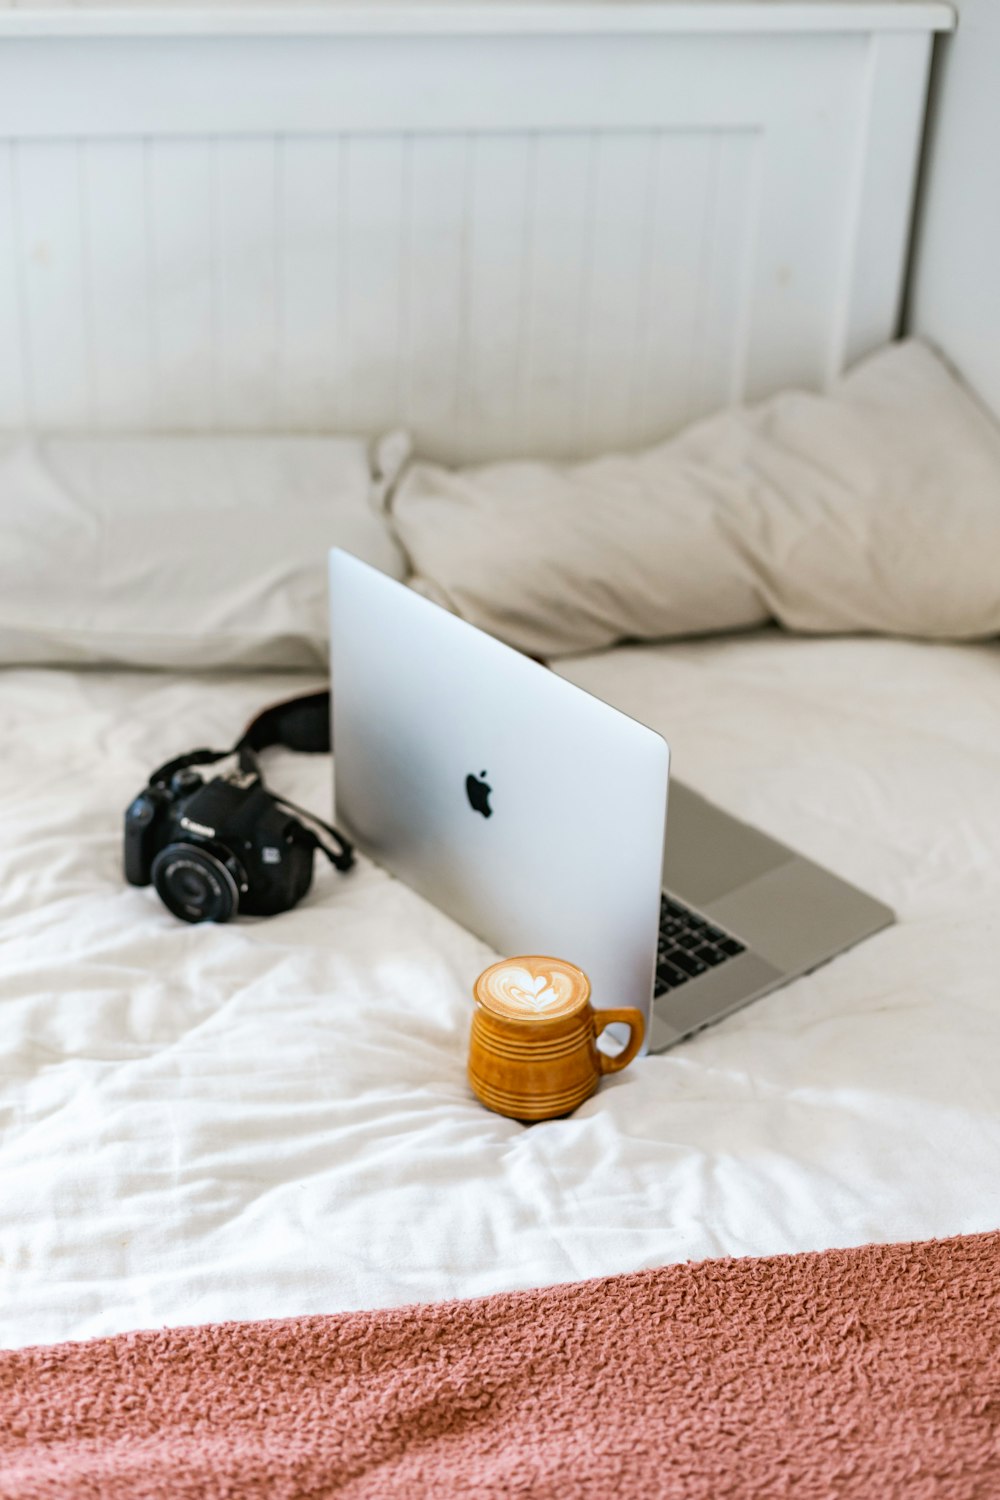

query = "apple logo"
[[465, 770, 493, 818]]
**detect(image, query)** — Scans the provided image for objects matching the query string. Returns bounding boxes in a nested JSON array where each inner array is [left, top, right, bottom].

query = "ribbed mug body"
[[468, 1000, 601, 1122]]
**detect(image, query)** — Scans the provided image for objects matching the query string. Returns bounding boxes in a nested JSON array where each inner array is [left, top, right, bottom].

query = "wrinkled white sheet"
[[2, 632, 999, 1351]]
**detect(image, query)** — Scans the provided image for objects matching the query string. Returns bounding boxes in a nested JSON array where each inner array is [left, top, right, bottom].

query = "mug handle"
[[592, 1008, 646, 1074]]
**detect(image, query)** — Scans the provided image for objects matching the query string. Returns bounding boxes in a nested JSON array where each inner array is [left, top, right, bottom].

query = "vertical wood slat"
[[9, 140, 90, 428], [577, 131, 658, 457], [84, 138, 151, 429], [216, 137, 279, 429], [518, 132, 595, 458], [277, 136, 344, 430], [460, 132, 534, 463], [403, 134, 471, 439], [726, 132, 764, 407], [0, 141, 28, 427], [340, 135, 407, 432], [147, 138, 217, 429], [688, 131, 759, 424], [395, 132, 413, 424], [635, 133, 715, 448]]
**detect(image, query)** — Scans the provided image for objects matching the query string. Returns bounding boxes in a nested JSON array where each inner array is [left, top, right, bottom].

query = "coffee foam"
[[476, 957, 589, 1021]]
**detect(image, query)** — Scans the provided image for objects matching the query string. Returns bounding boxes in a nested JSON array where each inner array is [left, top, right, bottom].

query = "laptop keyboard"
[[656, 894, 746, 996]]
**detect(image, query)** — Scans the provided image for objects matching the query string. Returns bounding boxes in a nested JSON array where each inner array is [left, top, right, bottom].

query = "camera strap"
[[236, 691, 332, 757], [145, 690, 351, 872]]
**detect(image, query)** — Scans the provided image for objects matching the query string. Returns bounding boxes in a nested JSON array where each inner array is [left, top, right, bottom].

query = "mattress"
[[2, 630, 999, 1351]]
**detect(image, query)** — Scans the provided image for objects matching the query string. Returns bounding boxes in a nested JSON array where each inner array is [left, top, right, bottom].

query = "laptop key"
[[657, 962, 688, 990], [671, 951, 708, 978], [719, 938, 745, 957], [695, 945, 726, 967]]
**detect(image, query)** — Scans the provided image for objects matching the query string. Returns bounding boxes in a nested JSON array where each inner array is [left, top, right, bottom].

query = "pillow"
[[389, 341, 1000, 657], [0, 431, 410, 669]]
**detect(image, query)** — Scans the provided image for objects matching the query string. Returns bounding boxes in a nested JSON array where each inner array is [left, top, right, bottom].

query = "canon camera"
[[125, 761, 350, 924]]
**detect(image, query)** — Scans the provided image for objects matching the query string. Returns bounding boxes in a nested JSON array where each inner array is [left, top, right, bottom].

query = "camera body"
[[125, 767, 317, 923]]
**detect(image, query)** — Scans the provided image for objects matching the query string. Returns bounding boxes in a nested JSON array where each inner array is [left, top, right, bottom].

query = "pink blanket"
[[2, 1232, 998, 1498]]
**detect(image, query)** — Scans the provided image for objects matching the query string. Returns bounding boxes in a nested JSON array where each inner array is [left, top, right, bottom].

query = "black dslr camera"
[[124, 692, 353, 924]]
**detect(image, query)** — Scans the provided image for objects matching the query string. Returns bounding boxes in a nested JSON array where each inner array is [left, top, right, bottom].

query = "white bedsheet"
[[2, 632, 999, 1351]]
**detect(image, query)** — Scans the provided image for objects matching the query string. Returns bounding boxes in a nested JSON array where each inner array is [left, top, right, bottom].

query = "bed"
[[2, 5, 997, 1488], [3, 626, 999, 1354]]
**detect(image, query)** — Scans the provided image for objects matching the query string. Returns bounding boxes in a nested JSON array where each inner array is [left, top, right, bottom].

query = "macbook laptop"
[[329, 550, 893, 1052]]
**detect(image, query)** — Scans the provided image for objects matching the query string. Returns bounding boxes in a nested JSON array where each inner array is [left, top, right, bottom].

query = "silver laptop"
[[329, 550, 893, 1052]]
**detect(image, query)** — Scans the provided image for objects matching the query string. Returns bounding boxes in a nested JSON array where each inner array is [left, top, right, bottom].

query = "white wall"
[[908, 1, 1000, 419]]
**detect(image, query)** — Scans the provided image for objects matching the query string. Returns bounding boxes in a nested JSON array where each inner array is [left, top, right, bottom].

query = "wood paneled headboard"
[[0, 2, 953, 461]]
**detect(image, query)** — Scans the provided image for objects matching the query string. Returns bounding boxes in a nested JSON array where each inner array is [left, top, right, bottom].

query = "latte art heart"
[[483, 964, 578, 1017]]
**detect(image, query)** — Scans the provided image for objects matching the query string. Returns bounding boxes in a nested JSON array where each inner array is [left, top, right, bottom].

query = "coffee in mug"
[[468, 955, 645, 1122]]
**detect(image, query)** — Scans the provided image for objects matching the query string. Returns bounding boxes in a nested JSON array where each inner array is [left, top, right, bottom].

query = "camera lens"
[[151, 842, 246, 924]]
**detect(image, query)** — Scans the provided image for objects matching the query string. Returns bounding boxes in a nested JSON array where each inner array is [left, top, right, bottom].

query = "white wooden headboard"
[[0, 2, 952, 462]]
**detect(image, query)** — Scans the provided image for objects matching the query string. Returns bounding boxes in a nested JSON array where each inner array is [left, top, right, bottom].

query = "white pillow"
[[390, 341, 1000, 657], [0, 432, 409, 669]]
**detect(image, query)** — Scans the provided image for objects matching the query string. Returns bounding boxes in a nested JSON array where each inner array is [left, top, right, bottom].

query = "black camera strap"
[[237, 691, 332, 756], [145, 690, 351, 872]]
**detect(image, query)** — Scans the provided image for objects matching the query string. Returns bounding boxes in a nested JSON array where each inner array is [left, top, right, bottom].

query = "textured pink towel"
[[2, 1232, 999, 1499]]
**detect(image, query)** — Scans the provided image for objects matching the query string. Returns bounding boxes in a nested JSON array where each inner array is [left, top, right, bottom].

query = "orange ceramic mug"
[[468, 955, 645, 1122]]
